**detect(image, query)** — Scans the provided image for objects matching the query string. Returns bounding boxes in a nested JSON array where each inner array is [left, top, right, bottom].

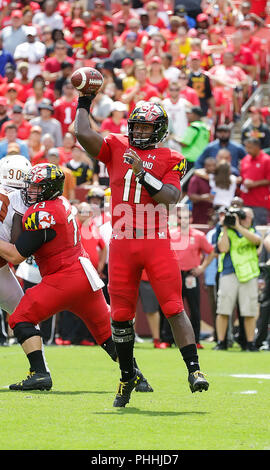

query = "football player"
[[0, 163, 152, 392], [0, 155, 32, 318], [75, 96, 209, 408]]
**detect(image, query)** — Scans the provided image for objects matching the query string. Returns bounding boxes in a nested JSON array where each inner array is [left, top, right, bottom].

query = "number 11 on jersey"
[[123, 168, 142, 204]]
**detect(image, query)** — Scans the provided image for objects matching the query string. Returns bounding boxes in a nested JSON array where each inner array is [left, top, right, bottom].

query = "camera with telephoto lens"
[[223, 207, 246, 227]]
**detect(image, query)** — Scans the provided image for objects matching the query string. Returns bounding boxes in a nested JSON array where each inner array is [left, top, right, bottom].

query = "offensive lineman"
[[75, 95, 209, 408], [0, 163, 152, 391]]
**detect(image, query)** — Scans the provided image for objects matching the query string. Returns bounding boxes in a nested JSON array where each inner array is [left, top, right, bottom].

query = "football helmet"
[[21, 163, 65, 206], [128, 101, 168, 149], [0, 155, 32, 189]]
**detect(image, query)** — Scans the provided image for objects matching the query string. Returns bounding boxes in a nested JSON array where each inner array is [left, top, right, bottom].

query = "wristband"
[[138, 170, 163, 197], [77, 95, 95, 113]]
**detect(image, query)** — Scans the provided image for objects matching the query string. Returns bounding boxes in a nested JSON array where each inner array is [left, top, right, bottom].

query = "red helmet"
[[21, 163, 65, 206]]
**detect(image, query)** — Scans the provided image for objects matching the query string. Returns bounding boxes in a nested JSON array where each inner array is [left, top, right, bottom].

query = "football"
[[71, 67, 104, 95]]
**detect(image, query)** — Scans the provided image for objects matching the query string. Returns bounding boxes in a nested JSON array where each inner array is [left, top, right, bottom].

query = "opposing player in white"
[[0, 155, 32, 316]]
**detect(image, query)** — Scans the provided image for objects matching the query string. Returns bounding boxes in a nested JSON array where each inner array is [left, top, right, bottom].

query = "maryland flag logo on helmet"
[[173, 158, 187, 179]]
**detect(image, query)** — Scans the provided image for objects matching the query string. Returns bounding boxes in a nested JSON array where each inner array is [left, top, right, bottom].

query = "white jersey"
[[0, 185, 27, 243], [0, 184, 27, 314]]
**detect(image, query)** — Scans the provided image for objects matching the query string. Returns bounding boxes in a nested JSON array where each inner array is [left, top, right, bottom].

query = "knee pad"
[[13, 322, 42, 345], [111, 320, 135, 343], [161, 300, 184, 318]]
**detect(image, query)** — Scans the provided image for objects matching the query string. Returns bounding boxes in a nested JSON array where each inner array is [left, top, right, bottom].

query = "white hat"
[[26, 26, 37, 36], [111, 101, 127, 112]]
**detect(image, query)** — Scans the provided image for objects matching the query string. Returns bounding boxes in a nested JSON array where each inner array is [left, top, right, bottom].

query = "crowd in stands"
[[0, 0, 270, 350]]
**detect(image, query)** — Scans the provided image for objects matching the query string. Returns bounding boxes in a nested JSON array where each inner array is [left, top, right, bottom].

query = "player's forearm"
[[75, 107, 103, 158], [0, 240, 26, 265], [152, 184, 181, 208]]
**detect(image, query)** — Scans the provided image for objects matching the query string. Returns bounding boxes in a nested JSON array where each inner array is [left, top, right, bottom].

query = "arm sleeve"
[[15, 229, 56, 258]]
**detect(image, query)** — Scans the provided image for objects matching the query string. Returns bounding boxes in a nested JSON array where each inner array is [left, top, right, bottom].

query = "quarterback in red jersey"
[[0, 163, 151, 392], [75, 97, 209, 407]]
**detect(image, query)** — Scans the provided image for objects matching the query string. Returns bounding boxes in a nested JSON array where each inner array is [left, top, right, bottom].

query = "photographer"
[[215, 207, 261, 351]]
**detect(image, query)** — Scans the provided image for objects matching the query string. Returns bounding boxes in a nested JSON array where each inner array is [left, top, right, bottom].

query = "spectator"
[[42, 40, 74, 93], [6, 82, 24, 115], [0, 96, 10, 131], [239, 137, 270, 226], [90, 88, 114, 126], [195, 124, 246, 170], [161, 52, 181, 82], [235, 1, 265, 28], [53, 79, 78, 137], [216, 206, 261, 351], [117, 18, 149, 50], [144, 30, 168, 64], [0, 104, 32, 140], [145, 1, 167, 30], [121, 60, 159, 114], [162, 80, 189, 152], [207, 50, 250, 121], [40, 25, 54, 57], [2, 9, 27, 56], [174, 4, 196, 29], [187, 51, 216, 118], [194, 159, 240, 210], [171, 207, 216, 348], [138, 270, 170, 349], [90, 0, 112, 30], [13, 26, 46, 80], [0, 64, 23, 101], [201, 25, 227, 67], [215, 148, 240, 176], [76, 201, 107, 274], [56, 132, 76, 165], [23, 75, 55, 120], [15, 62, 33, 103], [30, 99, 63, 147], [0, 32, 16, 77], [92, 21, 116, 59], [47, 147, 76, 200], [111, 0, 139, 28], [27, 125, 43, 161], [31, 132, 55, 165], [178, 105, 210, 170], [109, 31, 144, 69], [120, 58, 137, 91], [32, 0, 64, 31], [241, 107, 270, 149], [178, 70, 200, 106], [100, 101, 128, 137], [0, 122, 29, 159], [228, 30, 257, 82], [146, 56, 169, 97], [187, 157, 216, 224], [66, 145, 93, 186], [54, 61, 74, 99]]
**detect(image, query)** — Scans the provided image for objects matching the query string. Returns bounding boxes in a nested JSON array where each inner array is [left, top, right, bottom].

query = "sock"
[[101, 336, 118, 362], [114, 340, 135, 381], [180, 344, 200, 374], [27, 350, 47, 373]]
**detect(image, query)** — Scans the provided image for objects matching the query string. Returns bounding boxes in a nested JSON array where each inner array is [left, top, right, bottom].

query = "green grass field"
[[0, 341, 269, 451]]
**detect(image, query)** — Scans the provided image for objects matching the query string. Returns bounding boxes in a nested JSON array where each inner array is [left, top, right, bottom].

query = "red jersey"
[[96, 133, 184, 236], [171, 226, 213, 271], [77, 218, 105, 269], [22, 196, 85, 277], [53, 96, 78, 136], [126, 83, 159, 115], [240, 151, 270, 209]]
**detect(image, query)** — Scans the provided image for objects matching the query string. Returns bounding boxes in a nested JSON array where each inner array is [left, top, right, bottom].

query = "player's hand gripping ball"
[[71, 67, 104, 95]]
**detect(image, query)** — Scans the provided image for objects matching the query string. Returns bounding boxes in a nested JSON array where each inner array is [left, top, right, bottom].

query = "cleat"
[[135, 375, 153, 392], [113, 368, 143, 407], [9, 371, 52, 391], [188, 370, 209, 393]]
